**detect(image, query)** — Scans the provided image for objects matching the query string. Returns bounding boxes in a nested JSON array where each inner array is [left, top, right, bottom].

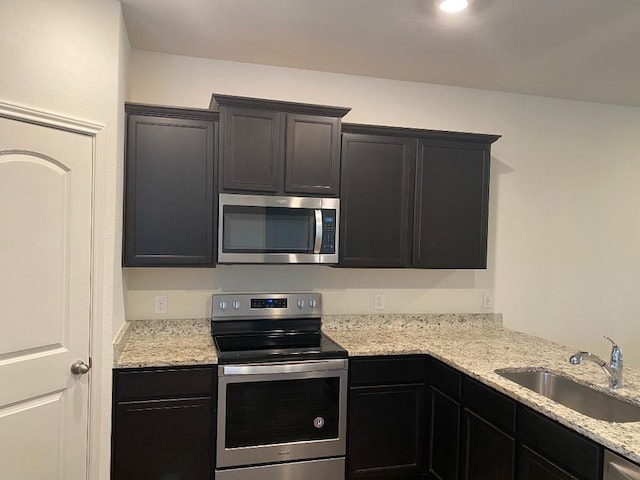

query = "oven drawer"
[[216, 457, 345, 480]]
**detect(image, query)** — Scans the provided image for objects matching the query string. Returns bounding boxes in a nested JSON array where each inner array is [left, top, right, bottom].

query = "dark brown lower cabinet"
[[110, 356, 616, 480], [518, 445, 578, 480], [517, 406, 601, 480], [111, 367, 215, 480], [349, 385, 425, 479], [428, 387, 460, 480], [113, 398, 212, 480], [462, 409, 514, 480], [348, 356, 426, 480]]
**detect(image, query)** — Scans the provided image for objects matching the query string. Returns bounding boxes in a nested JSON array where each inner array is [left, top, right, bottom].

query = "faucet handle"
[[604, 336, 618, 347], [604, 336, 622, 361]]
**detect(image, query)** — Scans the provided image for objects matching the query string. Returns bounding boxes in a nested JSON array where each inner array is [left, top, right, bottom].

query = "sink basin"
[[495, 369, 640, 423]]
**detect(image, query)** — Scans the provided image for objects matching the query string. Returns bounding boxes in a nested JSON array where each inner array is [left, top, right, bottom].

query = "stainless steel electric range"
[[211, 292, 348, 480]]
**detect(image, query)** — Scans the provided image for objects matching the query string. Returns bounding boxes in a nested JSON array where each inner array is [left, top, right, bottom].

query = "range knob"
[[309, 299, 318, 308], [297, 299, 305, 309], [232, 300, 241, 310], [218, 300, 228, 310]]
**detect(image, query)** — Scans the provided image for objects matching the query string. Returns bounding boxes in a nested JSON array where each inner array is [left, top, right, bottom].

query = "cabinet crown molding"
[[210, 93, 351, 118], [125, 102, 219, 120], [342, 122, 501, 144]]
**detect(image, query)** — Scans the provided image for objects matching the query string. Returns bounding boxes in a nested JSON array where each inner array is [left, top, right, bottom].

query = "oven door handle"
[[221, 359, 347, 376]]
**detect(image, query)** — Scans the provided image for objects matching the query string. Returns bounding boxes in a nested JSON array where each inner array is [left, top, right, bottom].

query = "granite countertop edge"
[[113, 313, 640, 463]]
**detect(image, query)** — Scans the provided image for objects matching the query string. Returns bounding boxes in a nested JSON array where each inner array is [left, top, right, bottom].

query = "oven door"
[[216, 359, 348, 468], [218, 193, 339, 264]]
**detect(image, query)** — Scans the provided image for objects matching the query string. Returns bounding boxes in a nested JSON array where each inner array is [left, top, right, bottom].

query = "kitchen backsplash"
[[125, 287, 494, 320]]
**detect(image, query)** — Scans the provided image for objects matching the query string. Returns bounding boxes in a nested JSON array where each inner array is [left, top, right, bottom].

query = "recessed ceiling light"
[[439, 0, 469, 13]]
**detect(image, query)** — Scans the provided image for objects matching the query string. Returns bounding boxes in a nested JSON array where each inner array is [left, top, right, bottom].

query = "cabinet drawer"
[[350, 356, 426, 386], [518, 407, 601, 480], [114, 367, 214, 401], [463, 377, 516, 433], [429, 358, 461, 400]]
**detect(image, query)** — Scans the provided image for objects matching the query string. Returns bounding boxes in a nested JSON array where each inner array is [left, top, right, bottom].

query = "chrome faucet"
[[570, 336, 623, 389]]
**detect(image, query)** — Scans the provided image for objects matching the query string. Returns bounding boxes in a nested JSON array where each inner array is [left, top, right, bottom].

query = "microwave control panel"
[[321, 210, 337, 254]]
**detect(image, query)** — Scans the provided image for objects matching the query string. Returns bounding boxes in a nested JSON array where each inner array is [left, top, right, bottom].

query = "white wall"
[[126, 267, 490, 319], [0, 1, 129, 478], [127, 50, 640, 366]]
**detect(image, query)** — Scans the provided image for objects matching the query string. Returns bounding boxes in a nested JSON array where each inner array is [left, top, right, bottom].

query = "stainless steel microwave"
[[218, 193, 339, 264]]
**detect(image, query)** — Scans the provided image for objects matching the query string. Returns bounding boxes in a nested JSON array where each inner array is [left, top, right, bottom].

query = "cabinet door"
[[285, 113, 341, 196], [414, 139, 490, 269], [349, 384, 426, 479], [221, 107, 285, 193], [518, 406, 601, 480], [428, 387, 460, 480], [112, 397, 213, 480], [123, 113, 216, 266], [462, 409, 515, 480], [518, 446, 579, 480], [340, 134, 416, 267]]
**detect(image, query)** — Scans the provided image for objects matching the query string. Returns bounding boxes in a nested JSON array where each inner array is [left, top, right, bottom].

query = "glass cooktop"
[[213, 332, 347, 364]]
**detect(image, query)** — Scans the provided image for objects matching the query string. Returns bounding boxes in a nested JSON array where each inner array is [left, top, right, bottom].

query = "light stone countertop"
[[113, 313, 640, 463], [114, 318, 218, 368]]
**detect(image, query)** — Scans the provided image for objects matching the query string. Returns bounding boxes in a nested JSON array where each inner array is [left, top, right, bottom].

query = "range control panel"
[[211, 292, 322, 320], [251, 298, 288, 309]]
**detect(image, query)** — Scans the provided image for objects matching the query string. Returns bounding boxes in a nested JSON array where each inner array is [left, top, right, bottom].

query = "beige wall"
[[0, 1, 129, 478], [127, 50, 640, 366]]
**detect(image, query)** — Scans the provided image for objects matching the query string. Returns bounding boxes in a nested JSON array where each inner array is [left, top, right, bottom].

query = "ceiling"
[[120, 0, 640, 107]]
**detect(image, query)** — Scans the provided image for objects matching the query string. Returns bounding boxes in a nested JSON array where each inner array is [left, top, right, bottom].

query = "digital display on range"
[[251, 298, 288, 309]]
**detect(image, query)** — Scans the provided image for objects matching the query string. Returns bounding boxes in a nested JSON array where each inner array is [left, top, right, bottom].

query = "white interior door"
[[0, 115, 93, 480]]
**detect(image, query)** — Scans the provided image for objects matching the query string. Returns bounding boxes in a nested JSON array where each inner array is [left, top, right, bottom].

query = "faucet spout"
[[569, 351, 606, 367]]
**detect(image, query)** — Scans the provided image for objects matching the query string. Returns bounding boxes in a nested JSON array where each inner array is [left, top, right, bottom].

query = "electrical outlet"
[[482, 291, 494, 309], [154, 295, 168, 314], [373, 293, 385, 310]]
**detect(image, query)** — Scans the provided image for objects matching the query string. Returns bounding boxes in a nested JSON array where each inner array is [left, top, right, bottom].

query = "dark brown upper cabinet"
[[339, 124, 499, 269], [414, 138, 493, 269], [123, 103, 218, 267], [340, 133, 416, 268], [210, 94, 350, 197]]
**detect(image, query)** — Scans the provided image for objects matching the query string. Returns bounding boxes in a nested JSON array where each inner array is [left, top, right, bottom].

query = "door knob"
[[70, 360, 90, 375]]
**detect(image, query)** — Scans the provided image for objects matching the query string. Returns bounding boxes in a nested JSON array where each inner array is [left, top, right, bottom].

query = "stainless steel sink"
[[495, 369, 640, 423]]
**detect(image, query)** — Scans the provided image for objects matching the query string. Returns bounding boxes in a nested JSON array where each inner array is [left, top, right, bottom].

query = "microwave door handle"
[[313, 209, 323, 254]]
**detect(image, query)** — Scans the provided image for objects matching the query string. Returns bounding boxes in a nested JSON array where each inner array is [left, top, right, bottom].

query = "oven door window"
[[222, 206, 315, 253], [225, 377, 340, 448]]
